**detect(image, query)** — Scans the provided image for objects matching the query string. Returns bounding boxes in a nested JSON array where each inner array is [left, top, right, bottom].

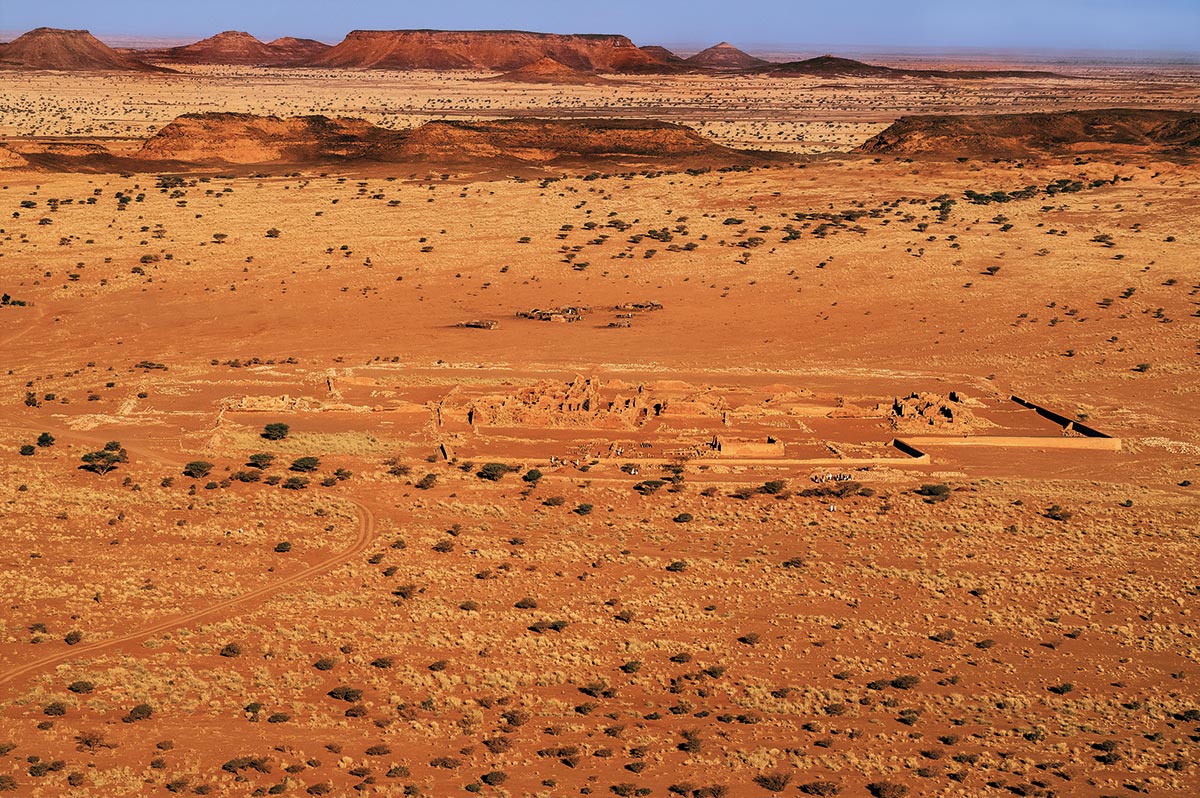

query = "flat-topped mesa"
[[858, 109, 1200, 158], [686, 42, 767, 70], [138, 30, 329, 66], [134, 112, 749, 167], [310, 29, 676, 72], [488, 57, 611, 85], [0, 27, 172, 72]]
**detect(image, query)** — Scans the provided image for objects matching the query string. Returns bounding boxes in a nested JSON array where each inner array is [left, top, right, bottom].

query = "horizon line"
[[2, 27, 1198, 60]]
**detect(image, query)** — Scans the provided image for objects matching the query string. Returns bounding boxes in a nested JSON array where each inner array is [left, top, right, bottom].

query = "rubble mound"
[[884, 391, 994, 432]]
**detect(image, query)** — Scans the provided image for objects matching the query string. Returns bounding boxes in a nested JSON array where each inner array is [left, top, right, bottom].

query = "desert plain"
[[0, 32, 1198, 798]]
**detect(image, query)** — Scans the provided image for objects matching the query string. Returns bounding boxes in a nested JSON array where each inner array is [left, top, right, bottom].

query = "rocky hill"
[[0, 27, 171, 72], [761, 54, 1058, 79], [488, 57, 610, 84], [858, 109, 1200, 158], [138, 31, 330, 66], [686, 42, 767, 70], [309, 29, 674, 73]]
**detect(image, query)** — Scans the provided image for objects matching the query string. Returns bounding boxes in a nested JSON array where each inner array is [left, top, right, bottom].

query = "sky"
[[1, 0, 1197, 53]]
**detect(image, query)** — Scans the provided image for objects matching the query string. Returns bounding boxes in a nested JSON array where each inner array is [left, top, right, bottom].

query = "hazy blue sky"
[[2, 0, 1197, 52]]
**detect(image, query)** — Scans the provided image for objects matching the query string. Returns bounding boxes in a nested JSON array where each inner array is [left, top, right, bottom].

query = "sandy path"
[[0, 484, 376, 689]]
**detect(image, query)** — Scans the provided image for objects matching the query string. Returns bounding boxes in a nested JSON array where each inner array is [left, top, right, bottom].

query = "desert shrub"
[[891, 675, 920, 690], [415, 473, 437, 490], [290, 456, 320, 472], [866, 783, 908, 798], [231, 469, 261, 482], [666, 560, 689, 572], [481, 771, 507, 786], [264, 475, 283, 485], [313, 657, 335, 671], [673, 513, 693, 523], [262, 423, 289, 440], [477, 462, 517, 481], [64, 630, 82, 645], [1048, 682, 1074, 695], [753, 772, 792, 792], [18, 445, 34, 457], [915, 484, 950, 501], [43, 702, 67, 716], [543, 495, 565, 506], [1045, 505, 1072, 522], [327, 686, 362, 702], [282, 477, 308, 490], [799, 782, 840, 796], [574, 503, 593, 515], [365, 744, 390, 756], [266, 713, 289, 723], [429, 757, 461, 769], [522, 469, 543, 483], [68, 680, 94, 694], [122, 703, 153, 723], [219, 642, 242, 658], [761, 480, 786, 495], [274, 541, 291, 553]]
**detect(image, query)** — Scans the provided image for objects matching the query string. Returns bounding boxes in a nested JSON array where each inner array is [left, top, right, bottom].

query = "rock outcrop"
[[858, 109, 1200, 158], [135, 112, 746, 166]]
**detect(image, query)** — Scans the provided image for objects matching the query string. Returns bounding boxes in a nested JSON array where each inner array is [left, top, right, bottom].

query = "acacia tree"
[[262, 423, 290, 441], [81, 444, 127, 475]]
